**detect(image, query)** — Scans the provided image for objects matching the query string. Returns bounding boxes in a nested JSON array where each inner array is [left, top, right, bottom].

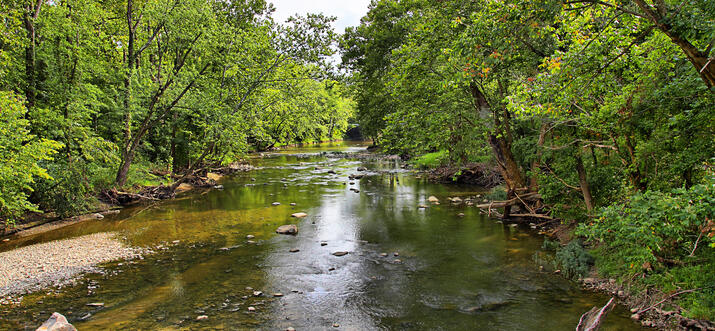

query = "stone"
[[333, 323, 340, 327], [273, 293, 284, 297], [380, 253, 388, 257], [357, 167, 367, 171], [248, 306, 256, 312], [418, 205, 428, 209], [291, 212, 308, 218], [207, 172, 222, 181], [290, 203, 297, 206], [213, 185, 224, 189], [276, 225, 298, 235], [2, 238, 9, 242], [457, 213, 465, 217], [394, 259, 402, 264], [353, 189, 360, 193], [630, 314, 640, 320], [393, 252, 399, 256], [196, 315, 208, 321], [428, 196, 439, 202], [85, 303, 104, 307], [451, 197, 462, 203], [332, 251, 348, 257], [272, 202, 281, 206], [246, 235, 255, 239], [320, 242, 328, 246], [175, 183, 193, 193], [36, 312, 77, 331], [253, 291, 263, 297], [289, 248, 300, 253], [286, 328, 296, 331], [327, 170, 337, 174]]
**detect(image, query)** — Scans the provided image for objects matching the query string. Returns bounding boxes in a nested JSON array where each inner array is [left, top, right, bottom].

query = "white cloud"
[[269, 0, 371, 33]]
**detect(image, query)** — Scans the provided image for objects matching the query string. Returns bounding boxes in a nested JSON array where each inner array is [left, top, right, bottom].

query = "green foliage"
[[0, 92, 62, 223], [411, 150, 448, 169], [542, 239, 594, 279]]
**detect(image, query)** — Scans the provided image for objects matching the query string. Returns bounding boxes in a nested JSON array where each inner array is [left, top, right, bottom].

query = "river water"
[[0, 142, 643, 330]]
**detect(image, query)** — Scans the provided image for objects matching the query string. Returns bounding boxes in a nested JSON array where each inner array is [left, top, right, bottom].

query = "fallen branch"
[[636, 288, 702, 315], [576, 297, 615, 331], [509, 213, 554, 220]]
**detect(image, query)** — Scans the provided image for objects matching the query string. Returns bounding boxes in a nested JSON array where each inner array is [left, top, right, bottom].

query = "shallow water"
[[0, 142, 644, 330]]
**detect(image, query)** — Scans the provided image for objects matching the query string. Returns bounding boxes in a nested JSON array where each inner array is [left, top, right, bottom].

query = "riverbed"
[[0, 142, 643, 330]]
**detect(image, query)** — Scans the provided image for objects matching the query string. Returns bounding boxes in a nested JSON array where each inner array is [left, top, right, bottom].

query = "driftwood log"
[[576, 297, 615, 331]]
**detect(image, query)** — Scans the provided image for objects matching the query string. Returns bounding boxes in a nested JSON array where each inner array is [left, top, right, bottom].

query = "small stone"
[[332, 251, 348, 257], [617, 290, 625, 297], [286, 328, 296, 331], [291, 212, 308, 218], [290, 203, 296, 206], [394, 259, 402, 263], [172, 240, 180, 244], [86, 302, 104, 307], [289, 248, 300, 253], [247, 240, 256, 244], [554, 269, 561, 274], [327, 170, 337, 174], [428, 196, 439, 202], [2, 238, 9, 242], [272, 202, 281, 206], [248, 306, 256, 312], [357, 167, 367, 171], [353, 189, 360, 193], [245, 287, 253, 290], [253, 291, 263, 297], [393, 252, 399, 257], [320, 242, 328, 246], [246, 235, 255, 239], [631, 313, 640, 320], [380, 252, 388, 257], [333, 323, 340, 327], [418, 205, 428, 209], [328, 267, 336, 271], [273, 293, 284, 297], [457, 213, 465, 217], [196, 315, 208, 321], [276, 224, 299, 235]]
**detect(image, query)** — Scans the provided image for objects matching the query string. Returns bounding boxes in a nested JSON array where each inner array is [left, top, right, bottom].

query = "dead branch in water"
[[576, 297, 615, 331]]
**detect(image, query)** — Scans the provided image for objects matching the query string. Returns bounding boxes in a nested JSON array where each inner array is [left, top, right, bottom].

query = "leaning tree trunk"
[[575, 154, 594, 213]]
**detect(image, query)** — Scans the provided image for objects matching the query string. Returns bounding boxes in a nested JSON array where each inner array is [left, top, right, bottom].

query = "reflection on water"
[[0, 142, 643, 330]]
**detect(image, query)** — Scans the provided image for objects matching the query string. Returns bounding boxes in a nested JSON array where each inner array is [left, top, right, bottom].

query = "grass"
[[411, 150, 448, 169]]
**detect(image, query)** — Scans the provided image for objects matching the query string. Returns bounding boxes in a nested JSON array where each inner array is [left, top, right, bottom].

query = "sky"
[[269, 0, 372, 33]]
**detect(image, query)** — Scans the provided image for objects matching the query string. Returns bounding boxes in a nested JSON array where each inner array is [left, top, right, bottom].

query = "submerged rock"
[[276, 225, 298, 235], [36, 312, 76, 331]]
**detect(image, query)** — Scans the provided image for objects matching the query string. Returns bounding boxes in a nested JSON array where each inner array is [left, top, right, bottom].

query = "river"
[[0, 142, 643, 330]]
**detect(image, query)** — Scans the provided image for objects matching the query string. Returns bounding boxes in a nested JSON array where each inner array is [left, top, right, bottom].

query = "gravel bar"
[[0, 232, 143, 297]]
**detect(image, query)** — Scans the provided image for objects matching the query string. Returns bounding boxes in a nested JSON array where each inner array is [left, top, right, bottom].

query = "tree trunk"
[[529, 123, 548, 191], [575, 154, 594, 213], [23, 1, 42, 108]]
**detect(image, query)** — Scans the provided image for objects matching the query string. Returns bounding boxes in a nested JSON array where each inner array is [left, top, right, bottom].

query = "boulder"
[[206, 172, 222, 181], [276, 224, 298, 235], [291, 212, 308, 218], [36, 313, 76, 331]]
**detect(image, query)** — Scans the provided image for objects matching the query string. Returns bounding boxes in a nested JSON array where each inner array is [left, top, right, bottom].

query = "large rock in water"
[[36, 313, 76, 331], [276, 224, 298, 235]]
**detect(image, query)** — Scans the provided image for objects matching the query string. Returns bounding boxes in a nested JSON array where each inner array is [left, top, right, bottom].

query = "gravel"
[[0, 232, 144, 297]]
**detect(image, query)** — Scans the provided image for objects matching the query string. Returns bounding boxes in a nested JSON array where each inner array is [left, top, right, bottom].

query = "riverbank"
[[0, 232, 148, 301]]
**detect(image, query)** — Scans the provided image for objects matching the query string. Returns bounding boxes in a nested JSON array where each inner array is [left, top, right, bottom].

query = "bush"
[[542, 239, 594, 279], [411, 150, 448, 169]]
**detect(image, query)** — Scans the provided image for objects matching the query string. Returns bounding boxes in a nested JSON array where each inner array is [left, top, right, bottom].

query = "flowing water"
[[0, 142, 644, 330]]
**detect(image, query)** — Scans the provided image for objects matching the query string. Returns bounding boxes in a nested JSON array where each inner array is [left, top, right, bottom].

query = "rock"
[[2, 238, 9, 242], [286, 328, 296, 331], [276, 225, 299, 235], [333, 323, 340, 327], [380, 252, 388, 257], [196, 315, 208, 321], [101, 210, 121, 216], [272, 202, 281, 206], [273, 293, 284, 297], [246, 235, 255, 239], [289, 248, 300, 253], [291, 212, 308, 218], [213, 185, 224, 189], [428, 196, 439, 202], [172, 240, 180, 244], [353, 189, 360, 193], [357, 167, 367, 171], [418, 205, 428, 209], [250, 178, 256, 181], [327, 170, 337, 174], [252, 291, 263, 297], [175, 183, 193, 193], [630, 313, 640, 321], [451, 197, 462, 203], [332, 251, 348, 257], [629, 308, 638, 313], [457, 213, 465, 217], [247, 240, 256, 244], [394, 259, 402, 264], [328, 267, 336, 271], [207, 172, 222, 181], [85, 303, 104, 307], [290, 203, 297, 206], [393, 252, 399, 256], [320, 242, 328, 246], [36, 312, 76, 331], [247, 306, 256, 312]]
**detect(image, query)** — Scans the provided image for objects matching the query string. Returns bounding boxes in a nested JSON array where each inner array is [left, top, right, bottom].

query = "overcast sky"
[[269, 0, 372, 33]]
